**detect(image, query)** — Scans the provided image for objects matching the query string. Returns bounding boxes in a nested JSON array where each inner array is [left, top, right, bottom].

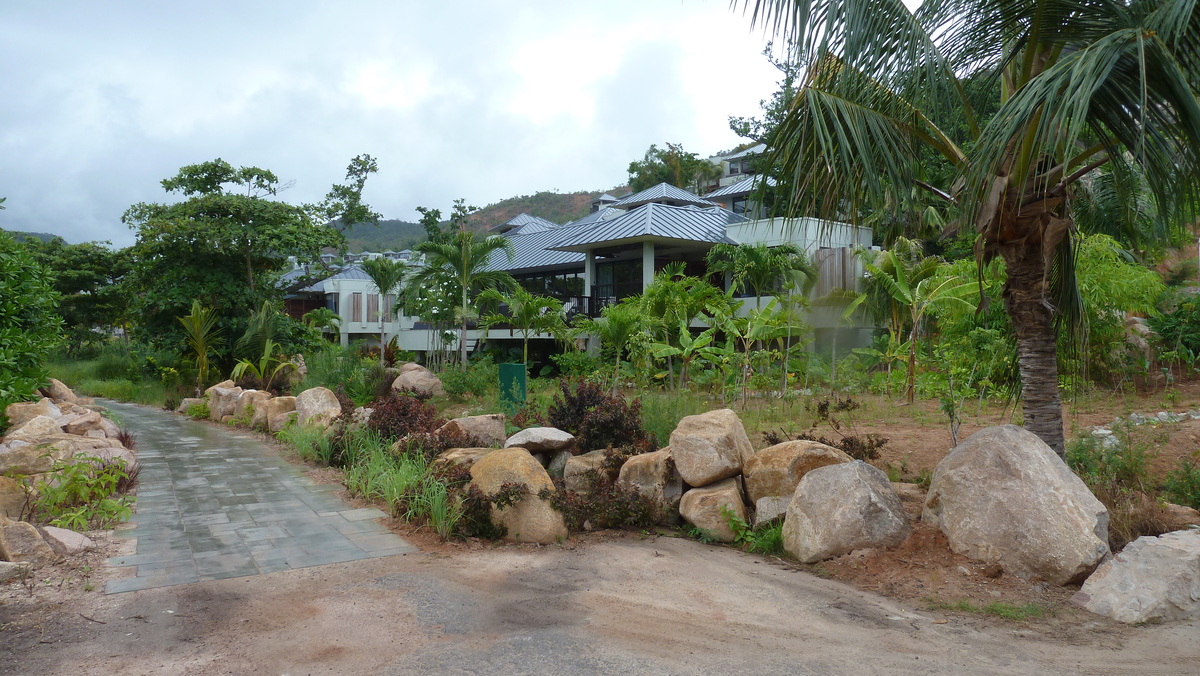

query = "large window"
[[514, 271, 584, 298], [595, 260, 642, 301], [350, 292, 362, 323], [367, 293, 379, 323], [383, 294, 395, 322]]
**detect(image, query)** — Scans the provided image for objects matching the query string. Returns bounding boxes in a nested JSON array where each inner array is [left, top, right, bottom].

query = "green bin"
[[498, 362, 527, 411]]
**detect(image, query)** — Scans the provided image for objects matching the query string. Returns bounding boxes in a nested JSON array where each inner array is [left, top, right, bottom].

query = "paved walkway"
[[102, 400, 414, 593]]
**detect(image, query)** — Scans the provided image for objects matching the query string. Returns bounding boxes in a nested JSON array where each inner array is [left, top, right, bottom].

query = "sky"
[[0, 1, 785, 247]]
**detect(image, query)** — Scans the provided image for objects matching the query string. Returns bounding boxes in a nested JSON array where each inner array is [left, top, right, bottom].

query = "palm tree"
[[585, 301, 646, 394], [411, 231, 516, 371], [741, 0, 1200, 454], [706, 242, 813, 309], [178, 300, 224, 396], [479, 286, 566, 365], [361, 256, 407, 365]]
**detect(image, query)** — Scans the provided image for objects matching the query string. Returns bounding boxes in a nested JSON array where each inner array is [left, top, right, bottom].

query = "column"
[[641, 240, 655, 291]]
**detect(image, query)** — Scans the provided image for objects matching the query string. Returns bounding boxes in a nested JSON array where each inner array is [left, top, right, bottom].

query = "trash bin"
[[498, 362, 527, 411]]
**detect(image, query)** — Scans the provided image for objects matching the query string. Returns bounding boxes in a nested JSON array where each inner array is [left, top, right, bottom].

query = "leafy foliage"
[[627, 143, 721, 194], [367, 389, 444, 441], [0, 231, 61, 419], [29, 455, 135, 530], [543, 448, 660, 531], [547, 379, 655, 451]]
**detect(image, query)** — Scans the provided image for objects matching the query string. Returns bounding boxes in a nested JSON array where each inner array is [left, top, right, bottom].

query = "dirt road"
[[3, 534, 1197, 675]]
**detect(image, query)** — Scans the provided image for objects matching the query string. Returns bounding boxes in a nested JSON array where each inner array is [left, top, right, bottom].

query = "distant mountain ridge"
[[342, 186, 629, 252], [1, 229, 58, 243]]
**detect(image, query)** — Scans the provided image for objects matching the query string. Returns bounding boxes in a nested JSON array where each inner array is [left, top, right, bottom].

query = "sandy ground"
[[0, 532, 1196, 676]]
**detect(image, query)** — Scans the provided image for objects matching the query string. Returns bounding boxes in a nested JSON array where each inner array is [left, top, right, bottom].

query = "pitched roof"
[[565, 206, 622, 227], [720, 143, 767, 161], [482, 224, 587, 272], [489, 212, 560, 235], [704, 174, 777, 199], [609, 182, 718, 209], [549, 203, 741, 252], [297, 264, 372, 293]]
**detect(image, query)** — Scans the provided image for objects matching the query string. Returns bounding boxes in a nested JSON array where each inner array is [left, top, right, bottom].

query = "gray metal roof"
[[609, 182, 718, 209], [704, 174, 777, 199], [489, 212, 559, 235], [720, 143, 767, 161], [591, 192, 620, 203], [482, 224, 587, 272], [565, 206, 622, 227], [298, 264, 373, 293], [550, 203, 741, 252]]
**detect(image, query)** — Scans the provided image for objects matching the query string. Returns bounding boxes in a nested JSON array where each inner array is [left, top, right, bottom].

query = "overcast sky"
[[0, 1, 784, 247]]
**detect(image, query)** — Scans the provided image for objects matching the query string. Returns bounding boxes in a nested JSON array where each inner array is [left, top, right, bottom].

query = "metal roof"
[[549, 203, 741, 252], [704, 174, 777, 199], [565, 206, 622, 227], [608, 182, 718, 209], [720, 143, 767, 161], [489, 212, 559, 235], [591, 192, 620, 203], [298, 264, 373, 293], [482, 224, 587, 272]]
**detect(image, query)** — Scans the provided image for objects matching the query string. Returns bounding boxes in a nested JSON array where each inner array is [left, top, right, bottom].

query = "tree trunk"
[[1002, 238, 1066, 456]]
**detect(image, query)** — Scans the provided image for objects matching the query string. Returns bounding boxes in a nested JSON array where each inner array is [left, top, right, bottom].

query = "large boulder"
[[5, 398, 61, 427], [0, 477, 28, 518], [3, 415, 63, 444], [563, 449, 609, 497], [270, 411, 299, 434], [469, 447, 568, 544], [175, 397, 205, 415], [38, 526, 95, 556], [266, 397, 297, 433], [62, 410, 104, 436], [679, 478, 747, 543], [295, 387, 342, 428], [438, 414, 506, 447], [617, 448, 682, 523], [208, 386, 244, 421], [0, 441, 60, 475], [783, 461, 909, 563], [743, 440, 852, 504], [40, 378, 79, 404], [753, 496, 790, 526], [1077, 530, 1200, 623], [392, 363, 444, 397], [0, 517, 57, 568], [238, 390, 273, 429], [204, 380, 235, 399], [431, 447, 499, 471], [669, 408, 754, 487], [923, 425, 1110, 585], [505, 427, 577, 453]]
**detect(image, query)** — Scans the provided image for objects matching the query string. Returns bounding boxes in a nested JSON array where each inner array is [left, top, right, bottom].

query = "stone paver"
[[102, 400, 414, 593]]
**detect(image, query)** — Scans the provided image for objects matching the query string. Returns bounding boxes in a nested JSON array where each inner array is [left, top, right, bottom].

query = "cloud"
[[0, 1, 781, 247]]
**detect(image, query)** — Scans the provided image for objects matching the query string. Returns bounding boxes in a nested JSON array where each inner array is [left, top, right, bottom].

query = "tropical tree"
[[302, 307, 341, 335], [651, 321, 716, 390], [640, 262, 731, 350], [478, 286, 565, 365], [0, 231, 60, 416], [584, 301, 646, 395], [706, 242, 813, 309], [741, 0, 1200, 454], [360, 256, 407, 364], [178, 301, 224, 396], [410, 230, 516, 370], [862, 249, 977, 403], [628, 143, 723, 193]]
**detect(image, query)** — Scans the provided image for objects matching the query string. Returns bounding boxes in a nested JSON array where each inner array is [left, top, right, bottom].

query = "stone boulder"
[[270, 411, 299, 434], [176, 397, 205, 415], [1077, 530, 1200, 623], [98, 416, 121, 439], [0, 477, 28, 518], [743, 440, 852, 504], [469, 447, 568, 544], [563, 449, 609, 497], [204, 380, 235, 399], [237, 390, 273, 429], [266, 397, 297, 433], [669, 409, 754, 487], [679, 478, 747, 543], [0, 441, 60, 475], [438, 414, 507, 447], [392, 363, 444, 397], [753, 496, 790, 526], [546, 450, 572, 481], [923, 425, 1110, 585], [40, 378, 79, 404], [5, 398, 61, 427], [505, 427, 577, 453], [208, 386, 244, 421], [617, 448, 682, 523], [62, 410, 104, 436], [3, 415, 63, 443], [0, 561, 30, 582], [38, 526, 95, 556], [295, 387, 342, 428], [783, 461, 910, 563], [0, 517, 57, 568], [431, 447, 499, 471]]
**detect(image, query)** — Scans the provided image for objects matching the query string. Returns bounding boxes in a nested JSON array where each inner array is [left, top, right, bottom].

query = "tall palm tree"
[[479, 286, 566, 365], [412, 231, 516, 370], [741, 0, 1200, 454], [585, 301, 646, 394], [706, 242, 813, 309], [361, 256, 407, 365]]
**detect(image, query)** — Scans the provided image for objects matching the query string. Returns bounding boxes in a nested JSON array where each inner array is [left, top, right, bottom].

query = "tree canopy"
[[627, 143, 722, 194]]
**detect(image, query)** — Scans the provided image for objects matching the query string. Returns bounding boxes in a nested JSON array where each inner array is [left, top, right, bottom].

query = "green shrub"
[[549, 351, 599, 378], [367, 390, 443, 443], [0, 231, 61, 420], [185, 400, 210, 419], [723, 505, 785, 555], [441, 355, 499, 400], [30, 455, 135, 530], [1164, 455, 1200, 510], [547, 379, 654, 451]]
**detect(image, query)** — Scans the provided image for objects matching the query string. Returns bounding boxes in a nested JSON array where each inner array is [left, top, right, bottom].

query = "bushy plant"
[[762, 397, 886, 461], [1163, 455, 1200, 510], [29, 455, 135, 529], [723, 505, 785, 555], [367, 389, 444, 442], [0, 232, 61, 422], [547, 379, 655, 450], [185, 400, 210, 419], [549, 351, 599, 379], [543, 448, 661, 531], [441, 355, 499, 400]]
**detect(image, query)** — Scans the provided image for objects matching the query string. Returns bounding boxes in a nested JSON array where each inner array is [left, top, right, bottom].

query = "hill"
[[2, 229, 60, 243], [342, 220, 424, 253], [466, 187, 629, 231]]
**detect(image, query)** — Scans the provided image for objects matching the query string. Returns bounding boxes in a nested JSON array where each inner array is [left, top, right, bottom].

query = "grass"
[[927, 597, 1047, 621]]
